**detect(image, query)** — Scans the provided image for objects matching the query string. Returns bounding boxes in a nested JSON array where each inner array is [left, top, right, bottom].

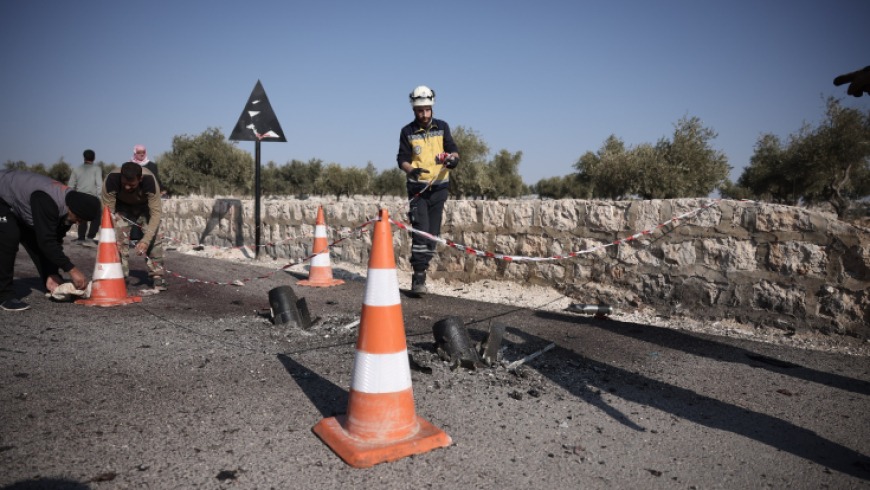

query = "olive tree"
[[159, 127, 254, 196], [732, 98, 870, 218]]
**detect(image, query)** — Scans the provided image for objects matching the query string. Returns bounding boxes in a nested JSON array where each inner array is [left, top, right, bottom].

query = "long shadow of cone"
[[312, 208, 451, 468], [76, 207, 142, 307]]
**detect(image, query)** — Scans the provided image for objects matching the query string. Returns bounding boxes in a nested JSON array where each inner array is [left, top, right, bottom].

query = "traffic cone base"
[[297, 276, 344, 287], [298, 206, 344, 287], [76, 292, 142, 307], [76, 207, 142, 306], [313, 413, 451, 469]]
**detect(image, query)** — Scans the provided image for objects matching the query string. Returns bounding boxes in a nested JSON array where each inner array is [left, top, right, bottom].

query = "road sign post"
[[229, 80, 286, 258]]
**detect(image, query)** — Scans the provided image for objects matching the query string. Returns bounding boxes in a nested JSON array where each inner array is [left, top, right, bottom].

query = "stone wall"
[[161, 197, 870, 338]]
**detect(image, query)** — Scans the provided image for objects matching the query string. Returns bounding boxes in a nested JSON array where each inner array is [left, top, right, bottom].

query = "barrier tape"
[[117, 215, 379, 286], [115, 199, 721, 286], [118, 215, 354, 251], [392, 199, 721, 262]]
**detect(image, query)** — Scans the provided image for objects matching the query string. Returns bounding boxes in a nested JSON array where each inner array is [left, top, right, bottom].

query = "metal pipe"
[[566, 304, 615, 315]]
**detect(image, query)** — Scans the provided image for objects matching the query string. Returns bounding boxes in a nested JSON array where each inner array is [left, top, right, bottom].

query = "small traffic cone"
[[76, 207, 142, 307], [297, 205, 344, 287], [313, 208, 451, 468]]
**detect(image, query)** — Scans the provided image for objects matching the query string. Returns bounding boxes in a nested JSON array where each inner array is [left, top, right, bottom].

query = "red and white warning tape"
[[117, 199, 721, 286], [391, 199, 721, 262]]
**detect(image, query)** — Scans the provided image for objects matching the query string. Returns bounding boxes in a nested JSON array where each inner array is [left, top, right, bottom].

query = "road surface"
[[2, 243, 869, 489]]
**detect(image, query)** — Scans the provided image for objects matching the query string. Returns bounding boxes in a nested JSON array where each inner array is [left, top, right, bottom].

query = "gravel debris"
[[184, 247, 870, 358]]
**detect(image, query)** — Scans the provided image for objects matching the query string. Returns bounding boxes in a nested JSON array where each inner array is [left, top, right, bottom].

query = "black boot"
[[411, 271, 427, 294]]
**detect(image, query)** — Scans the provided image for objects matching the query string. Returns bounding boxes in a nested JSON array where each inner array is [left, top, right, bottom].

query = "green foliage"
[[4, 124, 530, 201], [487, 149, 526, 198], [4, 160, 29, 171], [532, 175, 585, 199], [571, 117, 729, 199], [314, 163, 372, 200], [449, 126, 492, 198], [48, 159, 72, 184], [573, 135, 639, 199], [734, 98, 870, 218], [448, 126, 527, 199], [372, 168, 405, 198], [717, 179, 754, 200], [260, 158, 406, 199], [2, 159, 69, 182], [654, 116, 730, 198], [158, 127, 254, 196], [262, 158, 323, 197], [97, 161, 118, 177]]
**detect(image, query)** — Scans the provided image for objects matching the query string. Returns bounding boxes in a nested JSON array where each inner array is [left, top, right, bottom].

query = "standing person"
[[397, 85, 460, 294], [67, 149, 103, 246], [0, 170, 101, 311], [131, 144, 161, 187], [129, 145, 162, 242], [102, 162, 167, 291]]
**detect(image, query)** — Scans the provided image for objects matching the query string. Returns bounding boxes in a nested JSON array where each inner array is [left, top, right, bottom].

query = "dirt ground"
[[193, 244, 870, 359], [1, 242, 869, 489]]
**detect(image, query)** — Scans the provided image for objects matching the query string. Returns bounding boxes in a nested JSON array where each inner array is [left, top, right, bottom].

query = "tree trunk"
[[827, 162, 852, 220]]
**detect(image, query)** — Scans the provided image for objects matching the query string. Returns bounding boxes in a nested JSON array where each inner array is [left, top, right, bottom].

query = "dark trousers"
[[0, 200, 57, 301], [77, 210, 101, 240], [407, 185, 448, 273]]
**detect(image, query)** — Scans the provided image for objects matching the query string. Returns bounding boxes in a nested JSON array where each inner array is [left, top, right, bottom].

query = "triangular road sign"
[[229, 80, 287, 142]]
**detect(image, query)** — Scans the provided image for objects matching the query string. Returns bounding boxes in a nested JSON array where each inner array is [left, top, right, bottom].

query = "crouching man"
[[102, 162, 167, 291], [0, 170, 101, 311]]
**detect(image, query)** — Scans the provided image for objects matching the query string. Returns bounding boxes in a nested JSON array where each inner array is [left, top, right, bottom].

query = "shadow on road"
[[503, 316, 870, 480], [276, 354, 348, 418], [535, 309, 870, 396], [273, 301, 870, 479], [11, 275, 43, 299], [0, 478, 91, 490]]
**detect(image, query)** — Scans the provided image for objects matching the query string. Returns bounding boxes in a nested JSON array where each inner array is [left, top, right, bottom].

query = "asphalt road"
[[2, 242, 869, 489]]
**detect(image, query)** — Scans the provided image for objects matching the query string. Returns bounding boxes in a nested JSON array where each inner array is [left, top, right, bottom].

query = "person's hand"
[[445, 156, 460, 169], [46, 274, 63, 293], [435, 152, 451, 164], [408, 167, 430, 180], [834, 66, 870, 97], [68, 267, 87, 290], [135, 241, 149, 256]]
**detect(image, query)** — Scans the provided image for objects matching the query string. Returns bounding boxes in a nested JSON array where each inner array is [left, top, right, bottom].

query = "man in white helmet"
[[397, 85, 460, 294]]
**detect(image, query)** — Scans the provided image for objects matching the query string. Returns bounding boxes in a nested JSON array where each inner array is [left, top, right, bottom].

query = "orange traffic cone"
[[297, 205, 344, 287], [313, 208, 451, 468], [76, 207, 142, 307]]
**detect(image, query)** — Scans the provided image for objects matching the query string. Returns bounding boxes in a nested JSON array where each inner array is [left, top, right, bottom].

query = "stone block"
[[700, 238, 757, 271], [767, 241, 827, 277]]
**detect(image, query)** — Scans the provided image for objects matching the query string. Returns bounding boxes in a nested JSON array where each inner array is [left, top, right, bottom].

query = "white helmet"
[[409, 85, 435, 107]]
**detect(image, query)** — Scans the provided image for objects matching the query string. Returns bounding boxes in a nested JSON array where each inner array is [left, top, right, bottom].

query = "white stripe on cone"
[[310, 224, 331, 267], [311, 253, 331, 267], [351, 350, 412, 393], [93, 262, 124, 280], [99, 227, 117, 243], [363, 269, 401, 306]]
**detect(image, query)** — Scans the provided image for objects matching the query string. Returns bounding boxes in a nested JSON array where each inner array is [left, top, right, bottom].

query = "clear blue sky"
[[1, 1, 868, 185]]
